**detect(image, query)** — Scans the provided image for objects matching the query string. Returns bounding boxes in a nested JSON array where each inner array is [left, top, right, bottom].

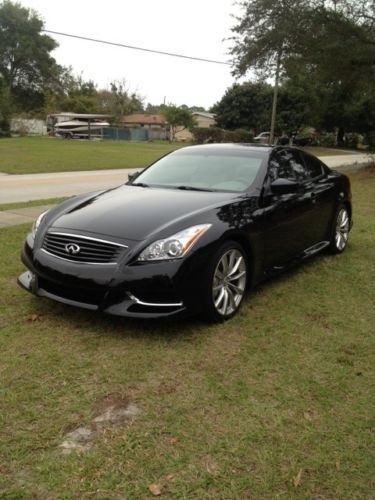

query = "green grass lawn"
[[0, 137, 186, 175], [0, 137, 358, 175], [0, 197, 68, 212], [0, 168, 374, 498], [304, 146, 360, 157]]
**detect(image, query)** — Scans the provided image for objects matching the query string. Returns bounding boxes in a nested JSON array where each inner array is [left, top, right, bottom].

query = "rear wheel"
[[329, 205, 350, 254], [202, 241, 248, 322]]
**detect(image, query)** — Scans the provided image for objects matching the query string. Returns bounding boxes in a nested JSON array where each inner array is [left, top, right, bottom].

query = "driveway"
[[0, 154, 370, 204]]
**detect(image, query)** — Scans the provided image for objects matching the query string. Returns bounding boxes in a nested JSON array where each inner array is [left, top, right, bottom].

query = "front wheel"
[[329, 206, 350, 254], [202, 241, 248, 322]]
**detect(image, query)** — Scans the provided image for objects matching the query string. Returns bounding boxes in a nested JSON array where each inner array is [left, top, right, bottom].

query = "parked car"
[[254, 131, 272, 143], [18, 144, 352, 322]]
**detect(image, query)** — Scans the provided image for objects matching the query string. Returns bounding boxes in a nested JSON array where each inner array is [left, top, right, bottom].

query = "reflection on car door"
[[299, 151, 336, 242], [262, 148, 320, 268]]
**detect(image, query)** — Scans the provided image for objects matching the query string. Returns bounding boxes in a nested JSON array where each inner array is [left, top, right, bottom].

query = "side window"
[[269, 149, 308, 182], [301, 152, 324, 179]]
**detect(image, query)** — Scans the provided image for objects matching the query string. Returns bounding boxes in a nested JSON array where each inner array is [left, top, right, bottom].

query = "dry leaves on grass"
[[293, 469, 303, 488], [148, 474, 175, 496], [149, 483, 162, 496], [28, 313, 40, 321]]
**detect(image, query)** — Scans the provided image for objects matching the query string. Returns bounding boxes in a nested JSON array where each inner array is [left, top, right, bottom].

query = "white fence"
[[11, 118, 47, 136]]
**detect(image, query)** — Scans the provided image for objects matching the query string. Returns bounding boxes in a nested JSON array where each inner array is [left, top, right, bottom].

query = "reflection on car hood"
[[51, 185, 239, 240]]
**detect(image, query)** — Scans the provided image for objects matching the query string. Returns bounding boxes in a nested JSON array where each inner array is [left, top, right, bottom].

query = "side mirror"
[[127, 170, 141, 183], [271, 178, 299, 195]]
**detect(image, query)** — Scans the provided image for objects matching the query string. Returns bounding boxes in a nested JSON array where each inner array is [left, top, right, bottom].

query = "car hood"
[[50, 185, 240, 240]]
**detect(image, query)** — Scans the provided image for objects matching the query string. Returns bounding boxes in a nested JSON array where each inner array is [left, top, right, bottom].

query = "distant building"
[[120, 111, 216, 142], [120, 114, 167, 140], [120, 114, 166, 129], [175, 112, 216, 141]]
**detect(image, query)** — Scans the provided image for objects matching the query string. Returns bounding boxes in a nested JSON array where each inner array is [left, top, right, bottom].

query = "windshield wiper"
[[131, 182, 149, 188], [176, 185, 214, 192]]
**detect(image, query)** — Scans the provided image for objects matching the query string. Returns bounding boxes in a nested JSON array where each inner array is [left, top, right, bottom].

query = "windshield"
[[134, 148, 265, 192]]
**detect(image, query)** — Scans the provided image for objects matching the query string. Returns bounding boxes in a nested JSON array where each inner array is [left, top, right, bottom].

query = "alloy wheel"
[[212, 248, 247, 316], [335, 208, 349, 251]]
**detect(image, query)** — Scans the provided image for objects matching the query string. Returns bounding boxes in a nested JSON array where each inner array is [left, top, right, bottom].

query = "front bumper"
[[17, 234, 209, 318], [17, 270, 186, 318]]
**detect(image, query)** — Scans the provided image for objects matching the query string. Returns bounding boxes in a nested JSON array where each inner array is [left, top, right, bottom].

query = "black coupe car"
[[18, 144, 352, 321]]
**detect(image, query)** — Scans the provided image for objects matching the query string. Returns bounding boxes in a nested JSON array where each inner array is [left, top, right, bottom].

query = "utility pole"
[[269, 51, 281, 145]]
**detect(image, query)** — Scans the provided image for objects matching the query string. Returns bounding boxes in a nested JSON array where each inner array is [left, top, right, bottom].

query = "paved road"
[[0, 168, 138, 204], [0, 154, 370, 204]]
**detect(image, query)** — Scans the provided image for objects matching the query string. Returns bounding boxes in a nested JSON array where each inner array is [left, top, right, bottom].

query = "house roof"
[[49, 113, 111, 119], [192, 112, 216, 119], [121, 114, 166, 125]]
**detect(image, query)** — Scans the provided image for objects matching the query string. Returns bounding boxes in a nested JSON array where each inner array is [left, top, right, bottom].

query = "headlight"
[[31, 211, 48, 238], [138, 224, 212, 261]]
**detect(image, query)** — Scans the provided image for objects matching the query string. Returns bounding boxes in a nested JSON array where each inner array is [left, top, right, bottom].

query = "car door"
[[299, 151, 337, 242], [262, 148, 317, 268]]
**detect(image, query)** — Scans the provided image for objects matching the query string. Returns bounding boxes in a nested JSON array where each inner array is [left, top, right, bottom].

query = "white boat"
[[47, 113, 111, 139]]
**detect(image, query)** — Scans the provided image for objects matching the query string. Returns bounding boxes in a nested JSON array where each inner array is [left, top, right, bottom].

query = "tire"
[[329, 205, 350, 254], [202, 240, 248, 322]]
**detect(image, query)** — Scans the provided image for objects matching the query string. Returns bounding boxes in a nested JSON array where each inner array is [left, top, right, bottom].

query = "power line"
[[43, 30, 231, 66]]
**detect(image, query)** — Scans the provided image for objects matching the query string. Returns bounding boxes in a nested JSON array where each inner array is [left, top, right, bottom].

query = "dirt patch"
[[59, 427, 92, 455], [59, 394, 140, 455]]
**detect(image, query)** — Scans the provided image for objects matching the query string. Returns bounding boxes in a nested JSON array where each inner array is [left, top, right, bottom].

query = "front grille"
[[42, 232, 127, 264]]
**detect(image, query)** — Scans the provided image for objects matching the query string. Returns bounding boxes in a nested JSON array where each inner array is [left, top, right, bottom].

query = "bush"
[[226, 128, 254, 142], [364, 131, 375, 150], [0, 119, 11, 138], [320, 133, 337, 147], [345, 133, 363, 149], [192, 127, 253, 144], [192, 127, 224, 144], [15, 124, 29, 137]]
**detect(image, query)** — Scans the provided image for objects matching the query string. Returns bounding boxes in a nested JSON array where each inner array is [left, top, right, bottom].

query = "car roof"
[[175, 143, 274, 154]]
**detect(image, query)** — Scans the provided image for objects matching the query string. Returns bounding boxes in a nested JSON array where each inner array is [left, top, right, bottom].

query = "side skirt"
[[265, 240, 330, 276]]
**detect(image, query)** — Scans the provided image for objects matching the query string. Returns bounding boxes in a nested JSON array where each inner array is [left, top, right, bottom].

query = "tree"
[[96, 80, 144, 122], [211, 82, 272, 131], [230, 0, 309, 142], [0, 1, 61, 114], [0, 78, 12, 136], [230, 0, 375, 143], [212, 80, 320, 134], [291, 2, 375, 141], [162, 105, 196, 141]]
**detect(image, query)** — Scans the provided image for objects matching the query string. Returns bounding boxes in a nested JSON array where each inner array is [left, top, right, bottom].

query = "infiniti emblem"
[[65, 243, 81, 255]]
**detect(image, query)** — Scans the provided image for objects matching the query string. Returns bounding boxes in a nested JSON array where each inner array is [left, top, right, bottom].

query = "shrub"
[[192, 127, 225, 144], [226, 128, 254, 142], [15, 124, 29, 137], [364, 131, 375, 150], [320, 133, 337, 147], [192, 127, 253, 144], [0, 119, 11, 138], [345, 133, 363, 149]]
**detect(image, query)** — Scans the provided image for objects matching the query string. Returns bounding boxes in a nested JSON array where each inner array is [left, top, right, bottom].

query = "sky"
[[20, 0, 244, 109]]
